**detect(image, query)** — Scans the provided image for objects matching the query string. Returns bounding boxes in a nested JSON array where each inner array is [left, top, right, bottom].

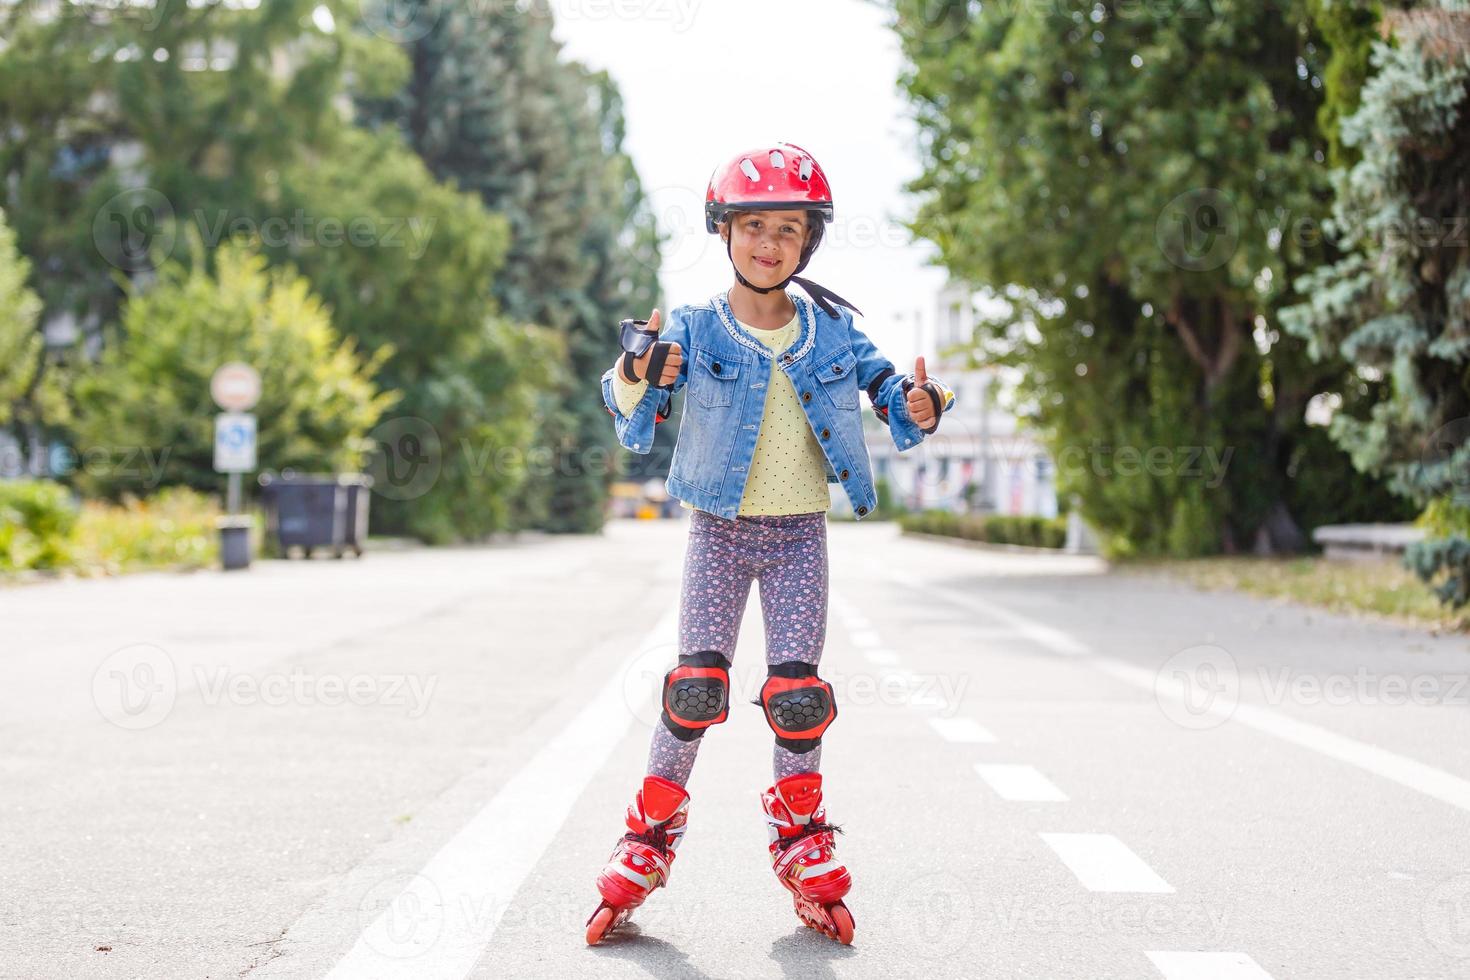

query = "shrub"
[[0, 479, 78, 571]]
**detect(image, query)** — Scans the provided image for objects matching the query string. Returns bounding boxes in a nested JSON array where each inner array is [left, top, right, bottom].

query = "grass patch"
[[1124, 555, 1466, 632]]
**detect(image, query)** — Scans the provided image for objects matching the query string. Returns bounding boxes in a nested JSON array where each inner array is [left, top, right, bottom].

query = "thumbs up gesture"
[[905, 356, 939, 431], [620, 308, 683, 387]]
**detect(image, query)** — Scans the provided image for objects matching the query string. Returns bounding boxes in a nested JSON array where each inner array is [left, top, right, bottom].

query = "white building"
[[834, 280, 1057, 518]]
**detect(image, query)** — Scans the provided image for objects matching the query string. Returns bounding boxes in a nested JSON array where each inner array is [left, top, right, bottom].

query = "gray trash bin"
[[258, 472, 339, 559]]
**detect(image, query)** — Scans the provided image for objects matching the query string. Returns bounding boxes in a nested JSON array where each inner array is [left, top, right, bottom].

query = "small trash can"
[[216, 514, 255, 571]]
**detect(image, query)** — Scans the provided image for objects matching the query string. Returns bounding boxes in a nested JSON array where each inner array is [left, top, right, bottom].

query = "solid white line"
[[975, 764, 1069, 802], [320, 602, 680, 980], [1090, 657, 1470, 814], [1145, 951, 1277, 980], [1039, 833, 1174, 893], [886, 572, 1470, 816], [929, 717, 997, 743]]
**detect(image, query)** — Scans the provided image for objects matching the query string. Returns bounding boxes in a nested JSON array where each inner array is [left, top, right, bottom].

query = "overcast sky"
[[551, 0, 950, 369]]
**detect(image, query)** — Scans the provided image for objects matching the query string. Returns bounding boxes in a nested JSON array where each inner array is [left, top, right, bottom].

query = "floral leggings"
[[646, 507, 829, 787]]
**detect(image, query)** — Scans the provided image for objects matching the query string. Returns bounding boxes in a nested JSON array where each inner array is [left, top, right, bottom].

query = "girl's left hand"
[[905, 356, 940, 430]]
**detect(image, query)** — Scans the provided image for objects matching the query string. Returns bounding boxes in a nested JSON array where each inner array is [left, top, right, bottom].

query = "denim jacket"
[[601, 291, 948, 521]]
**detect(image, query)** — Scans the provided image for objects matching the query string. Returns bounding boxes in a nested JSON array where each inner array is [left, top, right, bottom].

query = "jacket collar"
[[711, 290, 818, 365]]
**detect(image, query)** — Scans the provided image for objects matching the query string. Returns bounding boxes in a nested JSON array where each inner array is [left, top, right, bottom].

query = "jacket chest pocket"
[[688, 350, 742, 409], [814, 348, 859, 410]]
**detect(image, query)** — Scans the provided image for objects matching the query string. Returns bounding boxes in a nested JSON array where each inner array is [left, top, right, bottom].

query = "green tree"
[[0, 206, 56, 437], [70, 234, 398, 498], [266, 123, 550, 542], [893, 0, 1398, 556], [355, 0, 662, 532], [1281, 3, 1470, 604]]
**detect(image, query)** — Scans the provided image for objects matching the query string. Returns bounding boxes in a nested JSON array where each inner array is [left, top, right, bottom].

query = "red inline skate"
[[760, 772, 854, 944], [585, 774, 690, 945]]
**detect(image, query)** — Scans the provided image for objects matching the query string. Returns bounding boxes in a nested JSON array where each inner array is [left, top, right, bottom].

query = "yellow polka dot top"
[[613, 311, 831, 517]]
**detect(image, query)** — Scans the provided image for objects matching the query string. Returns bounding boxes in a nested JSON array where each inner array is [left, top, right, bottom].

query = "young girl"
[[588, 142, 954, 946]]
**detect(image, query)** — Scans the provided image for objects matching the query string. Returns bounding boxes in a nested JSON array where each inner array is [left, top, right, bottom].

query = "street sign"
[[211, 362, 261, 412], [214, 412, 257, 473]]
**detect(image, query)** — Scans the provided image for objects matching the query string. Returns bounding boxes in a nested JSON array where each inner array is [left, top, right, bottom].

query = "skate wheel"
[[829, 902, 855, 945], [585, 904, 617, 945]]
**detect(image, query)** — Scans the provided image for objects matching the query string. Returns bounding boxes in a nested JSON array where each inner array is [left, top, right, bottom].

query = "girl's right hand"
[[629, 309, 682, 386]]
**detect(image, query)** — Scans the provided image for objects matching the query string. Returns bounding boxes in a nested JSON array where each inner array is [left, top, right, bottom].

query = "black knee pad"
[[757, 662, 837, 753], [661, 650, 731, 742]]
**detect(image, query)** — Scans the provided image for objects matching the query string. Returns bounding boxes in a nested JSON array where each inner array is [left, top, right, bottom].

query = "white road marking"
[[1039, 833, 1174, 893], [890, 573, 1470, 816], [863, 648, 901, 665], [1145, 951, 1277, 979], [1093, 657, 1470, 815], [318, 602, 681, 980], [843, 616, 872, 631], [849, 630, 882, 648], [975, 764, 1069, 801], [928, 717, 997, 743]]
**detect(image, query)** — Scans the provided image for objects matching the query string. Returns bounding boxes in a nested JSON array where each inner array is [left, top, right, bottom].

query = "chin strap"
[[726, 236, 863, 319]]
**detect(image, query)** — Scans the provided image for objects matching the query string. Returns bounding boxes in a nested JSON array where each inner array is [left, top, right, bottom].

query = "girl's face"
[[721, 210, 811, 290]]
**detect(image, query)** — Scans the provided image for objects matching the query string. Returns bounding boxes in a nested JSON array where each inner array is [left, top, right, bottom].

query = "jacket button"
[[820, 428, 829, 439], [802, 391, 811, 403], [857, 505, 868, 516], [840, 468, 849, 479], [832, 364, 842, 374], [783, 353, 793, 363], [712, 362, 721, 374]]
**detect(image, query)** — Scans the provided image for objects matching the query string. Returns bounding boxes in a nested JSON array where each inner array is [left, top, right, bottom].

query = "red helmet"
[[704, 142, 835, 234]]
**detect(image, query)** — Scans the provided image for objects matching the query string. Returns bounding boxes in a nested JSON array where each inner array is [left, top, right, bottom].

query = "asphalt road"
[[4, 518, 1469, 979]]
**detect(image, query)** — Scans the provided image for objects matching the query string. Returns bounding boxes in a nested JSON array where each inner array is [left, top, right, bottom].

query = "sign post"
[[210, 363, 261, 570]]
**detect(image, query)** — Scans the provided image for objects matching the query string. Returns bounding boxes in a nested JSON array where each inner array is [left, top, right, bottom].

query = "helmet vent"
[[769, 149, 785, 169], [798, 157, 813, 181], [740, 158, 761, 182]]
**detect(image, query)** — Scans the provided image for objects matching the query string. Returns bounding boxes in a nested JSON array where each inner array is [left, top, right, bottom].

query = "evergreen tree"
[[1281, 2, 1470, 604], [355, 0, 662, 532]]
